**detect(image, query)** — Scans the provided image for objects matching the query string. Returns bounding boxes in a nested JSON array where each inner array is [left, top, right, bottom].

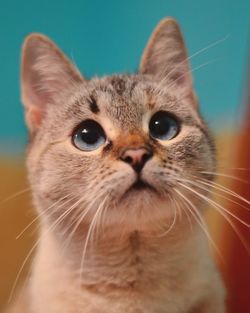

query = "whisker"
[[231, 167, 250, 172], [197, 179, 250, 212], [8, 194, 85, 303], [100, 199, 109, 235], [155, 194, 177, 238], [8, 237, 39, 303], [213, 166, 250, 172], [158, 59, 220, 94], [196, 176, 250, 206], [180, 176, 250, 213], [79, 196, 108, 287], [94, 196, 109, 240], [174, 188, 222, 259], [61, 190, 108, 252], [61, 204, 94, 252], [176, 193, 193, 231], [156, 35, 229, 88], [16, 195, 75, 239], [89, 198, 107, 249], [0, 187, 31, 205], [178, 182, 250, 228], [178, 182, 250, 253], [200, 171, 248, 183]]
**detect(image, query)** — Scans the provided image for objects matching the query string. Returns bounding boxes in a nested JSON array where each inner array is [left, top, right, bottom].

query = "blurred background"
[[0, 0, 249, 312]]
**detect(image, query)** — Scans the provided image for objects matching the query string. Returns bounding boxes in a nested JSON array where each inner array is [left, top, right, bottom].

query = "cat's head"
[[21, 18, 215, 236]]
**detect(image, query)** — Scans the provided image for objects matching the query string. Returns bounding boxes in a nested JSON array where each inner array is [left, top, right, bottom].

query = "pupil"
[[81, 128, 99, 144], [154, 119, 170, 135]]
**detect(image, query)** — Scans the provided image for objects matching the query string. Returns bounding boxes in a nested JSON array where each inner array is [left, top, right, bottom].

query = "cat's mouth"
[[131, 179, 154, 190], [122, 178, 158, 198]]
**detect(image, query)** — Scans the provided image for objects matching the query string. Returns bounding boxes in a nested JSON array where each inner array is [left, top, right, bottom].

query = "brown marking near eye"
[[87, 95, 100, 114]]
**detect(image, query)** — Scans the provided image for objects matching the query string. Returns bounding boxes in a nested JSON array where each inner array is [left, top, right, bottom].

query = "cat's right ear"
[[21, 33, 85, 135], [139, 18, 194, 102]]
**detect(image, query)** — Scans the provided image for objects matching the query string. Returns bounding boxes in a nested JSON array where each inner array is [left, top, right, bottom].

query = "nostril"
[[142, 151, 152, 163], [124, 155, 133, 164]]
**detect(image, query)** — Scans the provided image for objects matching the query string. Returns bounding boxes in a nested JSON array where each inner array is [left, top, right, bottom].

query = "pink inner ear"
[[30, 107, 43, 129], [24, 105, 44, 134], [22, 68, 50, 131]]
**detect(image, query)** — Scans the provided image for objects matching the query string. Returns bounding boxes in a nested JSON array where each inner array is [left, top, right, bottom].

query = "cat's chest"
[[31, 284, 190, 313]]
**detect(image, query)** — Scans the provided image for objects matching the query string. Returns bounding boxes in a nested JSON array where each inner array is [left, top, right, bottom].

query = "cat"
[[7, 17, 225, 313]]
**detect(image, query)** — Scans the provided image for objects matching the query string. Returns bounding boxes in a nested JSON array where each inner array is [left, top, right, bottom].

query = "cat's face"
[[21, 18, 215, 235]]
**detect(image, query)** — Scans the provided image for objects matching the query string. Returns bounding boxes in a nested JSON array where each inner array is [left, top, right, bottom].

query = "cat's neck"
[[29, 221, 210, 313], [35, 219, 207, 287]]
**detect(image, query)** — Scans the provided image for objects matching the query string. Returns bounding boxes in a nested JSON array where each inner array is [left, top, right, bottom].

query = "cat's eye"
[[149, 111, 180, 141], [72, 120, 106, 151]]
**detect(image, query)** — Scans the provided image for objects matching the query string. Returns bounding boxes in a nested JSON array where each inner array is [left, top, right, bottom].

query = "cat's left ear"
[[139, 18, 196, 102], [21, 33, 85, 135]]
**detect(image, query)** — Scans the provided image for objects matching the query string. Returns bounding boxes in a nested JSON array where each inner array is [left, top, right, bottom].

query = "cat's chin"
[[118, 181, 169, 216], [104, 192, 175, 235]]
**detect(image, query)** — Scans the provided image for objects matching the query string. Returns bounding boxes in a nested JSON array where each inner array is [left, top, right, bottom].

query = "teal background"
[[0, 0, 249, 153]]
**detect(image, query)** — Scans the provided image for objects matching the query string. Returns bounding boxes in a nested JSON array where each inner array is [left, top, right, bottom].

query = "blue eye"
[[72, 120, 106, 151], [149, 111, 180, 141]]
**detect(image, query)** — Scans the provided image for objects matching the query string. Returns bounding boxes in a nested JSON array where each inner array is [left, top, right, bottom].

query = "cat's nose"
[[120, 147, 153, 173]]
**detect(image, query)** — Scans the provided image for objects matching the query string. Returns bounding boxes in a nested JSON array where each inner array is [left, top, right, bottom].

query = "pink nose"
[[120, 147, 153, 173]]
